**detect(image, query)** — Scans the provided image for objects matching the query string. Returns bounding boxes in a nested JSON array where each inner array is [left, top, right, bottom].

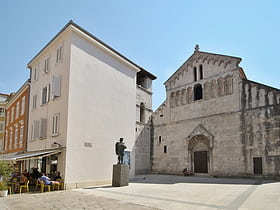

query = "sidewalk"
[[0, 174, 279, 209]]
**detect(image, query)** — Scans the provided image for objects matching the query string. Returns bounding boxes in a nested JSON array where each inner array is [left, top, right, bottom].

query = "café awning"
[[0, 148, 65, 161]]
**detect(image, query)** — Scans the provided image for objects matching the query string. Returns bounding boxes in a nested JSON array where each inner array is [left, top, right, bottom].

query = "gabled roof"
[[27, 20, 156, 79], [164, 46, 242, 85]]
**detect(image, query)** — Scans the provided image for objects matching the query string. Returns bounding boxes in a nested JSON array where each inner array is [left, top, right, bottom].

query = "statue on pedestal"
[[115, 138, 127, 164]]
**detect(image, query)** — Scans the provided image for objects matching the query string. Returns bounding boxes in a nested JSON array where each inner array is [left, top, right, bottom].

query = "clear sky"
[[0, 0, 279, 109]]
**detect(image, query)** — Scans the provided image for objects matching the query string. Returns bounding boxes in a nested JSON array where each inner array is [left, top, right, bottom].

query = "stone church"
[[153, 46, 280, 178]]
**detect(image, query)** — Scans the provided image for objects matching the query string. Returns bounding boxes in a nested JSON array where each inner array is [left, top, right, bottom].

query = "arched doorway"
[[188, 134, 210, 173]]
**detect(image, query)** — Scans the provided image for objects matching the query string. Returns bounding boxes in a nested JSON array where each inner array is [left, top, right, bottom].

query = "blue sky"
[[0, 0, 279, 109]]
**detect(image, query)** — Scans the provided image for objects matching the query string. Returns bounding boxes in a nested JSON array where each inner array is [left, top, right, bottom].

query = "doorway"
[[194, 151, 208, 173], [253, 157, 262, 175]]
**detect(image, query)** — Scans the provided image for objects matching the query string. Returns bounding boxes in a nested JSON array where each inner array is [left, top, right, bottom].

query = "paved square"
[[76, 174, 280, 210]]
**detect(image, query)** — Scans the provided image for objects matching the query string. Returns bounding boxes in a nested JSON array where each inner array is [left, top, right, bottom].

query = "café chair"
[[40, 181, 50, 193], [56, 179, 64, 190], [19, 180, 29, 194]]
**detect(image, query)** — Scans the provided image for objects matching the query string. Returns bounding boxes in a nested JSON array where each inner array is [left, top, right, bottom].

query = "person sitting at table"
[[39, 173, 59, 185], [19, 173, 28, 185], [53, 171, 62, 181]]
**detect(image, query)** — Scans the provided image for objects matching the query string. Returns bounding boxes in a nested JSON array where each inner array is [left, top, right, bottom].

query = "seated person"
[[53, 172, 62, 181], [19, 173, 28, 185], [39, 173, 59, 185]]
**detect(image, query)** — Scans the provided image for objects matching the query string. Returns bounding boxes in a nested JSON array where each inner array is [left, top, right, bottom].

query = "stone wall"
[[240, 80, 280, 176]]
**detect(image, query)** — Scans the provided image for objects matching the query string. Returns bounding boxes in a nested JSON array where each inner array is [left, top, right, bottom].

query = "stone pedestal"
[[112, 164, 129, 187]]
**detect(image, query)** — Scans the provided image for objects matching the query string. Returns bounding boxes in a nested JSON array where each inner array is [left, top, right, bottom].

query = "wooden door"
[[194, 151, 208, 173]]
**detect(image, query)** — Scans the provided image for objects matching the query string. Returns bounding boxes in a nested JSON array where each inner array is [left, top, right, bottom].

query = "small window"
[[52, 113, 60, 136], [193, 67, 197, 81], [34, 65, 39, 81], [56, 44, 63, 63], [199, 65, 203, 80], [52, 76, 61, 98], [194, 84, 203, 100], [11, 107, 14, 123], [32, 94, 37, 109], [16, 102, 20, 119], [140, 103, 145, 123], [40, 118, 47, 139], [164, 145, 167, 153], [159, 136, 162, 143], [21, 96, 25, 115], [44, 57, 50, 73], [41, 85, 50, 105]]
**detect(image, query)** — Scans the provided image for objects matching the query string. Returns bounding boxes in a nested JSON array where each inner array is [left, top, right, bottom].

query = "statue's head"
[[120, 138, 124, 142]]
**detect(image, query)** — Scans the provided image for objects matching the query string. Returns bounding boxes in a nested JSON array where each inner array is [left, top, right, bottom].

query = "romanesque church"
[[153, 46, 280, 177]]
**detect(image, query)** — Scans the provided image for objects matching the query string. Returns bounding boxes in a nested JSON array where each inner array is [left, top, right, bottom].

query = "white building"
[[25, 21, 155, 189]]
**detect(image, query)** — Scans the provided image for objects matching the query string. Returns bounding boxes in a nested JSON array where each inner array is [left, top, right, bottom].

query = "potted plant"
[[0, 161, 14, 197]]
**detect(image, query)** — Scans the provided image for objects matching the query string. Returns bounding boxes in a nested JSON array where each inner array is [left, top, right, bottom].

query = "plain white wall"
[[65, 32, 137, 185]]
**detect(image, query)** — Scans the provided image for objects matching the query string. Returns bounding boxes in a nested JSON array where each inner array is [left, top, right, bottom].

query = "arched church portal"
[[188, 135, 211, 173]]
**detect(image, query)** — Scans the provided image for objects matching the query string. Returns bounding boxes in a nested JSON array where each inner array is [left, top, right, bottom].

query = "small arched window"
[[194, 84, 203, 101], [140, 103, 145, 123], [199, 64, 203, 80], [193, 67, 197, 81]]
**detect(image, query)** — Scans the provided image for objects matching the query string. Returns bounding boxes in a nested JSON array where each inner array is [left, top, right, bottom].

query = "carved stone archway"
[[186, 125, 214, 174]]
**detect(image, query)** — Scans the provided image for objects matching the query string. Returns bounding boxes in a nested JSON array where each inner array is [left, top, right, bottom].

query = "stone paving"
[[0, 174, 279, 210]]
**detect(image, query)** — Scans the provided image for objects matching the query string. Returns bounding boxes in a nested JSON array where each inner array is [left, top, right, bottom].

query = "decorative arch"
[[186, 125, 214, 174]]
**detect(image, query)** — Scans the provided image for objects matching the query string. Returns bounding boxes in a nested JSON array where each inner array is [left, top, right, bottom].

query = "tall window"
[[44, 57, 50, 73], [40, 118, 47, 139], [52, 113, 60, 136], [140, 103, 145, 123], [33, 95, 37, 109], [11, 107, 14, 123], [21, 96, 25, 115], [199, 64, 203, 80], [9, 130, 13, 150], [52, 76, 61, 98], [6, 111, 9, 125], [194, 84, 203, 100], [41, 85, 50, 105], [56, 44, 63, 63], [34, 65, 39, 81], [19, 125, 24, 147], [14, 127, 18, 150], [16, 102, 20, 119], [31, 120, 40, 140], [194, 67, 197, 81]]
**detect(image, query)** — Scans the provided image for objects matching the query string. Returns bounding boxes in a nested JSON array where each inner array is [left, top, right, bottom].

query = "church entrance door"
[[194, 151, 208, 173]]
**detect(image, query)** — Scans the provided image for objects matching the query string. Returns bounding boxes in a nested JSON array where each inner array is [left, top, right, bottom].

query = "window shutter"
[[34, 120, 40, 139], [52, 76, 61, 98], [40, 118, 47, 139]]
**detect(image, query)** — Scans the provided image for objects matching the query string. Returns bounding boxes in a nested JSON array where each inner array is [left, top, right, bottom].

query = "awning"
[[0, 148, 65, 161], [0, 152, 18, 161]]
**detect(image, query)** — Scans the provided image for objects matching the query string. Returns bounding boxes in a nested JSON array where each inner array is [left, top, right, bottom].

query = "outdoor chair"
[[39, 181, 50, 193], [19, 180, 29, 194], [56, 179, 64, 190]]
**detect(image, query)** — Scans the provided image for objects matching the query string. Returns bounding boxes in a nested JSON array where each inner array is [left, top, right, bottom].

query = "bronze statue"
[[115, 138, 127, 164]]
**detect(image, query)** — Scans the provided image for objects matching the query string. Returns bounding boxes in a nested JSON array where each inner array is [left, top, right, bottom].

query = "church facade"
[[152, 46, 280, 178]]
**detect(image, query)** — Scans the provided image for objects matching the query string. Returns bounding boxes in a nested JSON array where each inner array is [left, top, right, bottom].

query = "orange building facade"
[[5, 81, 30, 155]]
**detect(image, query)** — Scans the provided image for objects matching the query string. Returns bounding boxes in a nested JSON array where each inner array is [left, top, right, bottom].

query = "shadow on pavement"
[[130, 174, 279, 185]]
